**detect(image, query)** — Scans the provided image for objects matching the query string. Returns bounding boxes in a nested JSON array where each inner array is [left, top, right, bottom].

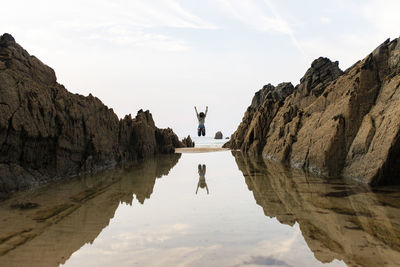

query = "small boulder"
[[214, 131, 223, 139]]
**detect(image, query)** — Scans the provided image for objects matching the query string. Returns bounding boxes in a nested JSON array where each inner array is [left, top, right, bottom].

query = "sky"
[[1, 0, 399, 138]]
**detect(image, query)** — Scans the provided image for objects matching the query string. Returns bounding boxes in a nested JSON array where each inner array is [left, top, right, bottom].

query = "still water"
[[1, 150, 400, 267]]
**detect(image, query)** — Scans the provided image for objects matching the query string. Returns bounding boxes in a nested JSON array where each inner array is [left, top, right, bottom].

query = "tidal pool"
[[1, 151, 400, 267]]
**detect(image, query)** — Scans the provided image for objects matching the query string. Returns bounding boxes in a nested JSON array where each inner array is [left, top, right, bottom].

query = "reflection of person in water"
[[196, 164, 209, 194]]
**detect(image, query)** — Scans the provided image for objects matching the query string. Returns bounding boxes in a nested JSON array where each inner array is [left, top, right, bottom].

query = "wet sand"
[[175, 147, 229, 153]]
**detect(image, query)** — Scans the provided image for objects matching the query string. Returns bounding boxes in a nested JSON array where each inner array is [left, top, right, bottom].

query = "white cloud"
[[320, 16, 332, 24], [89, 26, 189, 51], [218, 0, 304, 55], [364, 0, 400, 40], [264, 0, 304, 56], [162, 0, 217, 29], [1, 0, 216, 52], [298, 32, 390, 71], [218, 0, 289, 33], [51, 0, 216, 30], [103, 0, 215, 30]]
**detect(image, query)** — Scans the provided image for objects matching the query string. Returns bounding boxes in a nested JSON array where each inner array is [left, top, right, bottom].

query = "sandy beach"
[[175, 147, 229, 153]]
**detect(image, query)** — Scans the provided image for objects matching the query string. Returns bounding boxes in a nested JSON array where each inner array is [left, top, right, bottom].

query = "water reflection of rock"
[[232, 151, 400, 267], [0, 154, 180, 267]]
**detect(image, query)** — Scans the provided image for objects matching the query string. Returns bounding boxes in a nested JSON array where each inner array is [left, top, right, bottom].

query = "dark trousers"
[[198, 125, 205, 136]]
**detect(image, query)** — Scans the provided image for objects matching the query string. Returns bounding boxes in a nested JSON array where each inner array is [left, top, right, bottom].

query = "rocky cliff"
[[0, 33, 182, 193], [224, 37, 400, 185]]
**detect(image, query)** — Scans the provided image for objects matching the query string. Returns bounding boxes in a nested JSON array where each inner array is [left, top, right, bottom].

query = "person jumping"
[[195, 106, 208, 137]]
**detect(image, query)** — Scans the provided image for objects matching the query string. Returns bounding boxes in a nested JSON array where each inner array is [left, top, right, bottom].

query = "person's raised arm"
[[205, 106, 208, 116], [194, 106, 198, 117]]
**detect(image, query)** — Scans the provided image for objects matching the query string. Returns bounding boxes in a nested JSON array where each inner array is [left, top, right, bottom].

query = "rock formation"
[[214, 131, 223, 139], [233, 151, 400, 267], [181, 135, 195, 147], [0, 33, 182, 193], [224, 37, 400, 185]]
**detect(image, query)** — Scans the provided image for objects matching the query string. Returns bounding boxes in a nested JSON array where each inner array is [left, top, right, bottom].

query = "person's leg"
[[197, 127, 201, 137], [202, 127, 206, 136]]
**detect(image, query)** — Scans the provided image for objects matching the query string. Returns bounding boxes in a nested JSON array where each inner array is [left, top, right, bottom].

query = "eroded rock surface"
[[0, 33, 182, 192], [225, 38, 400, 185]]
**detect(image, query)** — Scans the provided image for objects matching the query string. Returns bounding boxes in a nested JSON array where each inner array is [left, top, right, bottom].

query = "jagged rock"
[[181, 135, 194, 147], [214, 131, 223, 139], [225, 37, 400, 185], [223, 82, 295, 155], [0, 33, 182, 193], [155, 127, 184, 153]]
